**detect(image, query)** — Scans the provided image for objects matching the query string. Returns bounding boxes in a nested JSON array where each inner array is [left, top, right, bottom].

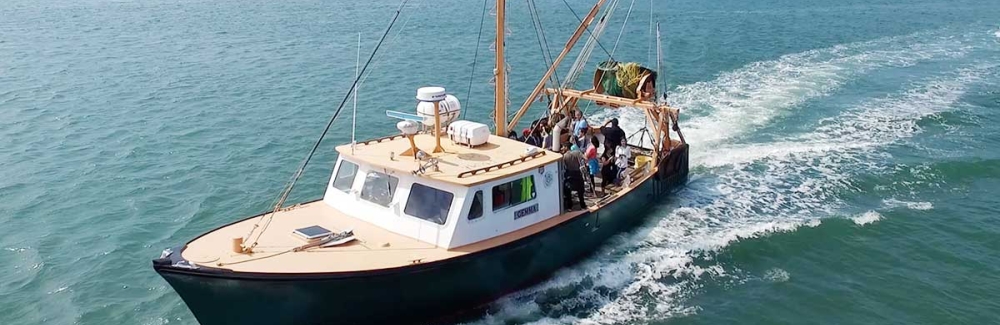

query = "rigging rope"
[[561, 0, 618, 88], [359, 0, 422, 87], [243, 0, 411, 251], [562, 0, 620, 89], [462, 0, 490, 120], [527, 0, 560, 89], [646, 0, 654, 64], [560, 0, 615, 61], [526, 0, 561, 126], [609, 0, 636, 58]]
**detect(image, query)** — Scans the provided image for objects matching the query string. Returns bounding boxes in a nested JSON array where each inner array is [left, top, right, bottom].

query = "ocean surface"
[[2, 0, 999, 324]]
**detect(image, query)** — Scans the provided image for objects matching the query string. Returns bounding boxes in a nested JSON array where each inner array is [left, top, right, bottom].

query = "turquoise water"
[[2, 0, 999, 324]]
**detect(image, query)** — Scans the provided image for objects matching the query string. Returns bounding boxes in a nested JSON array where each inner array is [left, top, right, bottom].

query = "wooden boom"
[[543, 88, 679, 114]]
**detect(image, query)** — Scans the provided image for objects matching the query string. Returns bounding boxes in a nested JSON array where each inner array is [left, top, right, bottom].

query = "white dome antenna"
[[414, 87, 458, 153]]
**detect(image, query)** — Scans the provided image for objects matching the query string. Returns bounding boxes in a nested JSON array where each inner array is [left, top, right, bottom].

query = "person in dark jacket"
[[507, 130, 522, 142], [561, 145, 588, 210], [524, 128, 543, 147], [601, 118, 626, 157], [600, 151, 618, 190]]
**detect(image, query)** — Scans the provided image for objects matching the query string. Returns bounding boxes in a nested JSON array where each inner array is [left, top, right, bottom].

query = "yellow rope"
[[615, 62, 642, 99]]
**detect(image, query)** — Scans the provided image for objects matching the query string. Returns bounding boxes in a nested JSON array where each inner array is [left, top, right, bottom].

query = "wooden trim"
[[543, 88, 679, 114], [358, 133, 408, 146], [457, 150, 547, 178]]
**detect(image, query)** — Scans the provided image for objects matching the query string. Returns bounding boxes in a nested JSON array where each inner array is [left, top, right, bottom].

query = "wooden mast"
[[493, 0, 507, 136], [506, 0, 608, 133]]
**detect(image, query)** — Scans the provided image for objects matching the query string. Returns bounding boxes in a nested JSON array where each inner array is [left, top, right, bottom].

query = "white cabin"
[[323, 132, 563, 249]]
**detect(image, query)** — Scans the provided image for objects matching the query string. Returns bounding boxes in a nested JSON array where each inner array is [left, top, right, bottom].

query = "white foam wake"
[[698, 65, 990, 169], [470, 73, 991, 325], [475, 24, 992, 324], [590, 29, 974, 148], [852, 211, 883, 225], [883, 199, 934, 211]]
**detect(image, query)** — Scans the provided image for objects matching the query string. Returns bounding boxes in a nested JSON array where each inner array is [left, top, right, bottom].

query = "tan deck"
[[181, 162, 659, 274], [182, 202, 464, 273], [336, 133, 562, 186]]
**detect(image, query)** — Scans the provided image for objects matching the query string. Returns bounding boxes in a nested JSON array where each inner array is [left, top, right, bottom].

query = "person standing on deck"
[[600, 151, 617, 190], [524, 128, 543, 147], [572, 110, 589, 149], [614, 137, 632, 186], [601, 118, 626, 158], [551, 112, 571, 151], [561, 145, 588, 210], [585, 136, 601, 195]]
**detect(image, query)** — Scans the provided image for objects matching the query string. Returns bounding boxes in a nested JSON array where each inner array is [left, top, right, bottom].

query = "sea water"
[[1, 0, 999, 324]]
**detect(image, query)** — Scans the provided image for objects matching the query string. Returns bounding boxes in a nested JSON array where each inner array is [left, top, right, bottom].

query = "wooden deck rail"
[[457, 151, 548, 178]]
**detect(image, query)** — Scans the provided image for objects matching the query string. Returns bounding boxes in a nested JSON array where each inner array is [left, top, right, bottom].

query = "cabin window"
[[360, 171, 398, 207], [332, 160, 359, 192], [468, 191, 484, 220], [404, 183, 453, 225], [492, 176, 536, 211]]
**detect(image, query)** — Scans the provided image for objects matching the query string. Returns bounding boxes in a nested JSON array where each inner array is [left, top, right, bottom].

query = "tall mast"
[[493, 0, 507, 136]]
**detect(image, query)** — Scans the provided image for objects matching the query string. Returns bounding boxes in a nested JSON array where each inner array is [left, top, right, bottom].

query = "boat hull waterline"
[[154, 145, 689, 325]]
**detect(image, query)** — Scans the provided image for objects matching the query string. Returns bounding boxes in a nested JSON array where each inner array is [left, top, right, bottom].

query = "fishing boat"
[[152, 0, 688, 324]]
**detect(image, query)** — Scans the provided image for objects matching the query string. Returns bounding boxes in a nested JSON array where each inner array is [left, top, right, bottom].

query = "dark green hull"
[[154, 145, 689, 325]]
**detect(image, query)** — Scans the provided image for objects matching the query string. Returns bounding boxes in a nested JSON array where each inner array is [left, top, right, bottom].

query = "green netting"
[[596, 61, 652, 99]]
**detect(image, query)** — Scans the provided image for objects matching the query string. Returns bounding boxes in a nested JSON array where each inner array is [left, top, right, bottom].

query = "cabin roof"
[[335, 133, 562, 186]]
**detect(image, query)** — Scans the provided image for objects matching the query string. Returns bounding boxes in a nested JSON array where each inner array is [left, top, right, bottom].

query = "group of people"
[[509, 110, 632, 211]]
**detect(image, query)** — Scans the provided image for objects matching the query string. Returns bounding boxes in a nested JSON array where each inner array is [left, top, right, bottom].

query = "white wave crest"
[[883, 199, 934, 210], [852, 211, 884, 225]]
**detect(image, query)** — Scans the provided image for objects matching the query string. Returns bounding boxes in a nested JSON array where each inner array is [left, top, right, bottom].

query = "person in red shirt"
[[585, 136, 601, 195]]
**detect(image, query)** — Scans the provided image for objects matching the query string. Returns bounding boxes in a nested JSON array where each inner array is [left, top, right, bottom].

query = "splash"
[[852, 211, 883, 226]]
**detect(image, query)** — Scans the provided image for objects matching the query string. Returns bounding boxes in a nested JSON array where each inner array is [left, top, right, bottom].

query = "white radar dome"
[[397, 120, 419, 135], [415, 87, 447, 102], [416, 94, 461, 127]]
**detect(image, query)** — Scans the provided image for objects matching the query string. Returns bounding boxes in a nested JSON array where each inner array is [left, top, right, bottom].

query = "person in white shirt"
[[614, 138, 631, 186], [614, 138, 630, 169], [571, 110, 589, 148]]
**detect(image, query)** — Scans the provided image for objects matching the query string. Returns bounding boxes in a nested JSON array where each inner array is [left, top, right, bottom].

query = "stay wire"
[[609, 0, 636, 58], [245, 0, 411, 249], [560, 0, 615, 61], [359, 0, 422, 87], [527, 0, 560, 89], [528, 0, 560, 124], [646, 0, 654, 64], [463, 0, 490, 120]]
